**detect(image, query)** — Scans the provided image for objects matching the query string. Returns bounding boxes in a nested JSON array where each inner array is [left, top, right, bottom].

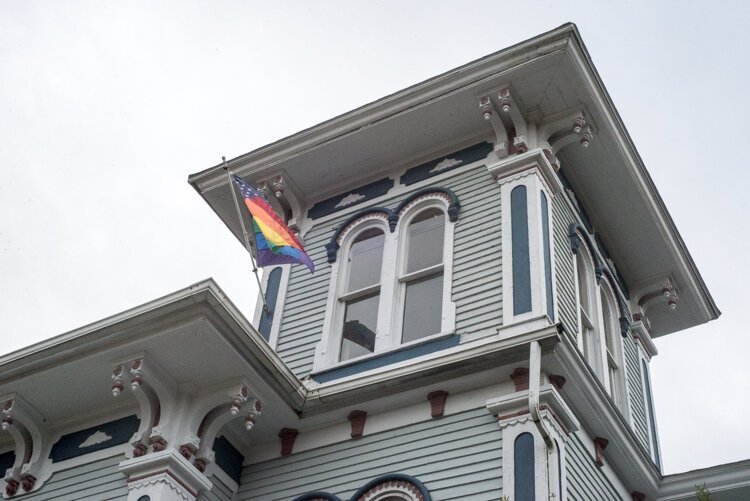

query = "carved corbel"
[[634, 277, 680, 328], [111, 355, 175, 457], [0, 394, 48, 496], [252, 173, 304, 226], [190, 382, 263, 471], [478, 95, 509, 158], [539, 111, 595, 168], [497, 87, 529, 153]]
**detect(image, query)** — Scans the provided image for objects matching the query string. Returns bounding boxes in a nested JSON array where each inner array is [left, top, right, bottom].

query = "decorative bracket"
[[189, 382, 263, 472], [111, 354, 176, 457], [478, 95, 509, 157], [0, 394, 49, 496], [538, 110, 595, 170], [633, 276, 680, 329], [497, 87, 529, 154]]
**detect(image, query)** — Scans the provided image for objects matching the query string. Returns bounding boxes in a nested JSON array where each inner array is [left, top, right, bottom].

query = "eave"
[[187, 23, 717, 338]]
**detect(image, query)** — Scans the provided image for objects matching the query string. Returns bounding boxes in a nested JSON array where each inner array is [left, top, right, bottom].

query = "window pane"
[[601, 290, 617, 353], [347, 229, 384, 292], [341, 293, 379, 361], [406, 209, 444, 273], [402, 274, 443, 343]]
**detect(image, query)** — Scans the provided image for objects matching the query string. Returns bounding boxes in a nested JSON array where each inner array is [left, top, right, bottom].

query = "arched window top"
[[351, 474, 432, 501], [404, 207, 445, 274], [346, 228, 385, 292]]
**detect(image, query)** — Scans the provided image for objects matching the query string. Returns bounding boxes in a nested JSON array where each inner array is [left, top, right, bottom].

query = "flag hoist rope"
[[223, 157, 269, 313]]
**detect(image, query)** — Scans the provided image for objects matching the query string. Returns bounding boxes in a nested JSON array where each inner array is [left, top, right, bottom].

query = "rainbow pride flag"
[[232, 175, 314, 273]]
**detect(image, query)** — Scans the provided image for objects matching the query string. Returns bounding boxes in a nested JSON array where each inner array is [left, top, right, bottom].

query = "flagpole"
[[223, 157, 269, 313]]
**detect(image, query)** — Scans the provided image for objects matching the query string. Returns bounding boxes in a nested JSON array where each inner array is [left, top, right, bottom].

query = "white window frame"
[[573, 243, 603, 377], [313, 195, 456, 372], [598, 278, 627, 410]]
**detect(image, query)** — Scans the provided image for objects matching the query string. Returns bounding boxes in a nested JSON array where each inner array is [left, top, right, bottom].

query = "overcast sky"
[[1, 1, 748, 475]]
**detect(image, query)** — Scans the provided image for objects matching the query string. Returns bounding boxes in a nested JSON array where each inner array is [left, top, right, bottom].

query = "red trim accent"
[[510, 368, 529, 391], [427, 391, 449, 418], [549, 375, 566, 390], [279, 428, 299, 456], [594, 437, 609, 467], [631, 491, 646, 501], [348, 410, 367, 438]]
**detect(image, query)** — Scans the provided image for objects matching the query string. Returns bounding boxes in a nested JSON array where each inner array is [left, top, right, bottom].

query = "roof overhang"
[[188, 23, 718, 337], [0, 279, 305, 451]]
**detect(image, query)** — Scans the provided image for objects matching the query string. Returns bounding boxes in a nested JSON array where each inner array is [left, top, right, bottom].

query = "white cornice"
[[304, 325, 561, 411], [486, 384, 580, 434], [187, 24, 576, 193], [550, 334, 662, 497], [659, 459, 750, 500], [564, 39, 719, 326]]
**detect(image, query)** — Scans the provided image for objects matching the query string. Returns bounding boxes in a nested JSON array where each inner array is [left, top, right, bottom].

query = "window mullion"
[[376, 230, 400, 351]]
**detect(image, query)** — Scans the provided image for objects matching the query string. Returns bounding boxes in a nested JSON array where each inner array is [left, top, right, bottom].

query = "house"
[[1, 23, 748, 501]]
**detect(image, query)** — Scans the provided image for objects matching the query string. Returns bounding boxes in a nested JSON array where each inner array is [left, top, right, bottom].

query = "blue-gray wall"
[[23, 455, 127, 501], [275, 163, 503, 377], [565, 433, 622, 500], [236, 407, 503, 501]]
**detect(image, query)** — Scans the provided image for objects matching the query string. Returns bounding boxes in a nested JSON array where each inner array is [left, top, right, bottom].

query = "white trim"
[[313, 195, 456, 372], [497, 161, 557, 328], [637, 341, 662, 469]]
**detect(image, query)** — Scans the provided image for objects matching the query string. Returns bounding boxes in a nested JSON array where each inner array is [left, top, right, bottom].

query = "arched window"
[[575, 247, 600, 374], [399, 208, 445, 343], [600, 280, 624, 405], [339, 227, 385, 361], [315, 188, 458, 371]]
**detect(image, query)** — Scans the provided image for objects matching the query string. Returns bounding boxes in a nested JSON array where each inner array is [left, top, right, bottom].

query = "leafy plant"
[[695, 483, 713, 501]]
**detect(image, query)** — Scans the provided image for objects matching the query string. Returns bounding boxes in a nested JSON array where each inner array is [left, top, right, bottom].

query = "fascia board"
[[303, 325, 561, 414], [564, 31, 720, 326], [551, 335, 661, 497], [0, 279, 306, 411], [187, 23, 577, 193], [659, 459, 750, 500]]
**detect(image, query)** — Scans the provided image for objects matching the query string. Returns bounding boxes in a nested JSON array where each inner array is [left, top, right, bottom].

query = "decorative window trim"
[[599, 277, 628, 412], [351, 473, 432, 501], [498, 167, 557, 330], [314, 189, 458, 372]]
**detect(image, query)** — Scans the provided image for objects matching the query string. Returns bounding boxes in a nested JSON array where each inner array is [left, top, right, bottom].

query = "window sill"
[[311, 331, 458, 383]]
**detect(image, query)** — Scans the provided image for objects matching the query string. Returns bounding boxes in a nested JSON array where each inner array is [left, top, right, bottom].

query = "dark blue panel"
[[213, 435, 245, 484], [313, 335, 460, 383], [511, 186, 531, 315], [514, 432, 535, 501], [400, 142, 493, 186], [541, 192, 554, 321], [293, 493, 342, 501], [0, 451, 15, 474], [50, 415, 139, 463], [642, 361, 661, 469], [308, 178, 394, 220], [258, 267, 282, 341], [137, 496, 151, 501]]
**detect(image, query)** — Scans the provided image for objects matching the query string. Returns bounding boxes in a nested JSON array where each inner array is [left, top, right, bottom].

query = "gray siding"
[[275, 164, 503, 377], [552, 196, 577, 344], [24, 455, 127, 501], [237, 407, 503, 501], [566, 433, 622, 501], [624, 336, 649, 449], [198, 473, 235, 501]]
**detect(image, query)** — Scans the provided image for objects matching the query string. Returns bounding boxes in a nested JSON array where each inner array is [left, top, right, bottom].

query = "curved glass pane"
[[347, 228, 384, 292], [406, 209, 444, 274]]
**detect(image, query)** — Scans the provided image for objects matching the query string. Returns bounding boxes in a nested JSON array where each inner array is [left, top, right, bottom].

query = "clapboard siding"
[[197, 474, 235, 501], [566, 433, 623, 501], [23, 455, 127, 501], [552, 196, 578, 343], [624, 336, 649, 448], [237, 407, 502, 501], [275, 165, 503, 377]]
